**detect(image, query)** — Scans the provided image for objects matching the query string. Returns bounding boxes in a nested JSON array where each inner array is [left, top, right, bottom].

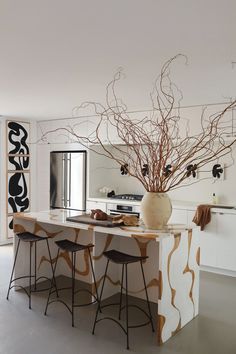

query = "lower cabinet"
[[214, 213, 236, 271], [195, 211, 236, 272], [171, 209, 236, 273]]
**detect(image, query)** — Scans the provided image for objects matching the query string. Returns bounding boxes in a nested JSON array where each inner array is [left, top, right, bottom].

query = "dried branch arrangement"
[[40, 54, 236, 192]]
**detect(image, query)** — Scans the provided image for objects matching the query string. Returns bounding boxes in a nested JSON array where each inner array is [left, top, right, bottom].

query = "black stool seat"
[[17, 232, 46, 242], [103, 249, 148, 264], [55, 239, 94, 253]]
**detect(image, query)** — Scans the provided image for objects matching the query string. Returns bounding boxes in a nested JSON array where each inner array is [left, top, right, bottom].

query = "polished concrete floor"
[[0, 244, 236, 354]]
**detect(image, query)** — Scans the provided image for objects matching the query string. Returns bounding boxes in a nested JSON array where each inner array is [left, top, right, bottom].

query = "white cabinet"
[[168, 208, 188, 224], [197, 211, 236, 272], [86, 201, 107, 213], [215, 213, 236, 271], [199, 213, 218, 268], [169, 208, 236, 273]]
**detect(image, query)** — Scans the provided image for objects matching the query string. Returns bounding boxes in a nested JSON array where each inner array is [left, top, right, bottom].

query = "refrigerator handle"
[[62, 155, 65, 205], [63, 153, 68, 208], [68, 153, 71, 207]]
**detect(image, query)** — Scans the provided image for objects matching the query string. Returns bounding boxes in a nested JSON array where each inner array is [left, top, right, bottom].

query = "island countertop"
[[14, 209, 190, 241]]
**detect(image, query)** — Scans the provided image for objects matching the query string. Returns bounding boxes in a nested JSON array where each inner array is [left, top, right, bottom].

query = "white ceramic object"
[[140, 192, 172, 229]]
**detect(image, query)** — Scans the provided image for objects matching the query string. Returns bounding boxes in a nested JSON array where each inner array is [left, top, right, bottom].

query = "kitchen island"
[[13, 209, 200, 345]]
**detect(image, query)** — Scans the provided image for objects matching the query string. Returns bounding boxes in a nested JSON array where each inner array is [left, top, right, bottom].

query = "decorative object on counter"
[[39, 54, 236, 229], [107, 190, 115, 198], [90, 209, 139, 226], [98, 186, 114, 195], [90, 209, 108, 220], [112, 214, 139, 226], [140, 192, 172, 229], [212, 193, 218, 204]]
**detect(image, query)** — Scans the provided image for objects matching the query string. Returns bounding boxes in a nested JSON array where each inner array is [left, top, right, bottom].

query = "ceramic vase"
[[140, 192, 172, 229]]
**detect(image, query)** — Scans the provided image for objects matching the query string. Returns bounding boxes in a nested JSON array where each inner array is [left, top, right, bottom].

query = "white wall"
[[36, 105, 236, 207]]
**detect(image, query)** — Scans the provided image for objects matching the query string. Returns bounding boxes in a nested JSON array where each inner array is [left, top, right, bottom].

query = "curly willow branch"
[[38, 54, 236, 192]]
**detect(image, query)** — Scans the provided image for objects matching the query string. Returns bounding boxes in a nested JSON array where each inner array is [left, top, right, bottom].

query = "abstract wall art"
[[6, 121, 30, 238]]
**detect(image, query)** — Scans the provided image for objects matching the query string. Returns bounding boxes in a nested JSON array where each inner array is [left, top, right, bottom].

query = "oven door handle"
[[108, 210, 140, 217]]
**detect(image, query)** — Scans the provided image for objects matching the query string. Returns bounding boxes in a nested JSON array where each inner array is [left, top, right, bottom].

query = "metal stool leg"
[[46, 238, 59, 297], [125, 264, 129, 350], [140, 261, 154, 332], [71, 251, 76, 327], [92, 259, 110, 335], [34, 241, 37, 291], [88, 249, 101, 312], [44, 248, 60, 315], [118, 264, 124, 320], [29, 242, 33, 309], [6, 239, 21, 300]]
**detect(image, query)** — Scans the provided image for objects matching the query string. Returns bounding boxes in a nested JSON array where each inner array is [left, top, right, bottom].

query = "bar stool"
[[92, 249, 154, 350], [6, 232, 57, 309], [44, 239, 100, 327]]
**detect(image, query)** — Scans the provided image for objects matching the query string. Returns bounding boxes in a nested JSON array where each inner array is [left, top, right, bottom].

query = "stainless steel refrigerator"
[[50, 151, 87, 211]]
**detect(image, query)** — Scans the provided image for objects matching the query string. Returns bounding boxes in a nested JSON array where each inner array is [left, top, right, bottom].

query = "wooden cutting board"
[[66, 214, 121, 227]]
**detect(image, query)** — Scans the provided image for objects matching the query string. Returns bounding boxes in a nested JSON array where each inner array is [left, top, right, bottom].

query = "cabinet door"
[[86, 201, 107, 213], [199, 212, 218, 267], [215, 213, 236, 271]]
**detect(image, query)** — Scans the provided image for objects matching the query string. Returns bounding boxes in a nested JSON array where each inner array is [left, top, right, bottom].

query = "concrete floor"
[[0, 244, 236, 354]]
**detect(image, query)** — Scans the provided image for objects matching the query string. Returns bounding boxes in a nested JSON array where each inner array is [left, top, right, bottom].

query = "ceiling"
[[0, 0, 236, 121]]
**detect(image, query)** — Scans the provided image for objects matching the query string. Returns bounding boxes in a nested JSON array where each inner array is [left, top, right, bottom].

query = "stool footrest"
[[46, 299, 72, 315], [94, 317, 127, 335], [8, 285, 30, 298]]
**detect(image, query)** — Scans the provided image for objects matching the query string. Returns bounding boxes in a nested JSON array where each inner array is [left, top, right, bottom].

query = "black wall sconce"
[[120, 163, 129, 175], [186, 164, 197, 178], [212, 164, 224, 178]]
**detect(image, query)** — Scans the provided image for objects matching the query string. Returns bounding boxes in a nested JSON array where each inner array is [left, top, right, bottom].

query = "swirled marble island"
[[13, 209, 200, 345]]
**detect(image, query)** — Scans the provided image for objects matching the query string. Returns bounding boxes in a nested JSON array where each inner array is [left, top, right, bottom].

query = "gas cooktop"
[[108, 194, 143, 201]]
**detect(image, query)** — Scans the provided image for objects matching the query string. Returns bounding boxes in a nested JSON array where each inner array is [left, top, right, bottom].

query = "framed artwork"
[[6, 121, 30, 238], [7, 121, 30, 155], [7, 172, 30, 214], [8, 155, 30, 171], [7, 216, 14, 239]]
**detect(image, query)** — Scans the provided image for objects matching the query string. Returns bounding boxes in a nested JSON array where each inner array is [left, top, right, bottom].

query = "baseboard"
[[0, 239, 13, 246]]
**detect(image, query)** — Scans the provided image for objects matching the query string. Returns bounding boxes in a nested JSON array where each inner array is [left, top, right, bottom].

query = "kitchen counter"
[[88, 197, 236, 214], [13, 209, 200, 345], [14, 209, 189, 239]]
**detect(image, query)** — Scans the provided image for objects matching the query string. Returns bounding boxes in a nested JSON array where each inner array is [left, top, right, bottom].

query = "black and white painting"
[[7, 172, 30, 214], [7, 216, 14, 239], [7, 121, 30, 155], [8, 155, 30, 171], [7, 121, 30, 238]]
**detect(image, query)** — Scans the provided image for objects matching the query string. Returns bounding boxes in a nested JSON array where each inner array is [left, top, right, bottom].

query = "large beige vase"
[[140, 192, 172, 229]]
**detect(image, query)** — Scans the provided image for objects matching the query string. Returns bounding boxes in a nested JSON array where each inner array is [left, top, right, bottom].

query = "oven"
[[107, 203, 141, 218]]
